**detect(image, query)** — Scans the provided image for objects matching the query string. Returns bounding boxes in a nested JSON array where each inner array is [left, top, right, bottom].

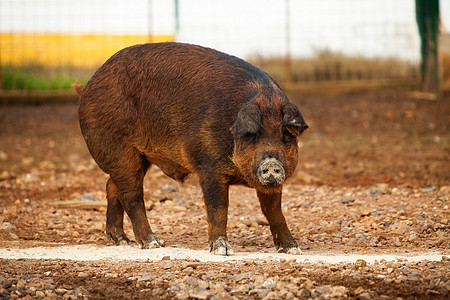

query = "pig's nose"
[[257, 158, 286, 186]]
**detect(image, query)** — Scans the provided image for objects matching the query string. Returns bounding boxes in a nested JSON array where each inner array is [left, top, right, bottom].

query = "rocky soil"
[[0, 91, 449, 299]]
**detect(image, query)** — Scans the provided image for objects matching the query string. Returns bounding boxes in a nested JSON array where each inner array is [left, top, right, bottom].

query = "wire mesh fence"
[[0, 0, 434, 94]]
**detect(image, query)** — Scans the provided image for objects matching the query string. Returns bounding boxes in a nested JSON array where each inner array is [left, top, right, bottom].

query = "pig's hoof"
[[279, 247, 302, 255], [107, 231, 130, 246], [118, 239, 130, 246], [142, 235, 165, 249], [210, 237, 234, 256]]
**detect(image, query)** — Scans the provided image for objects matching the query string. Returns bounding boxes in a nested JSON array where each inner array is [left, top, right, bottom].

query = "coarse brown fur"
[[77, 42, 308, 254]]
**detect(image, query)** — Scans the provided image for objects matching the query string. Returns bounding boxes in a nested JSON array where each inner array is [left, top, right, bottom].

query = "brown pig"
[[77, 42, 308, 255]]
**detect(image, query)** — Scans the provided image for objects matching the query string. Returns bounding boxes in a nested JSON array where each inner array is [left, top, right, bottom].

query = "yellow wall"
[[1, 33, 175, 68]]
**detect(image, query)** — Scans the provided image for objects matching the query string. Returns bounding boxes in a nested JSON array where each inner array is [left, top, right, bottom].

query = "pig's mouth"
[[256, 158, 286, 187]]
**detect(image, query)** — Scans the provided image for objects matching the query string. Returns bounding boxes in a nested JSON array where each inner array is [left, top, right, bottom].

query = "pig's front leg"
[[257, 191, 302, 254], [200, 177, 234, 255]]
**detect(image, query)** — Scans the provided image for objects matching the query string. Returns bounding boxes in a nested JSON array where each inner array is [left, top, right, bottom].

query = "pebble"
[[235, 272, 250, 282], [262, 278, 277, 289], [358, 292, 372, 299], [189, 292, 209, 300], [77, 272, 89, 278], [184, 276, 198, 287], [341, 197, 355, 204], [355, 259, 367, 268], [183, 267, 194, 276], [0, 222, 14, 230], [331, 286, 348, 297], [162, 183, 177, 193]]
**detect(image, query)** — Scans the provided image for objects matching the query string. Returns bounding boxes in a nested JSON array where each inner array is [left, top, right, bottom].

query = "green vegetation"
[[1, 65, 91, 91]]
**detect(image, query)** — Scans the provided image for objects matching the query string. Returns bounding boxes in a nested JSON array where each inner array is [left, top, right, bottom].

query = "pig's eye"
[[243, 132, 257, 143]]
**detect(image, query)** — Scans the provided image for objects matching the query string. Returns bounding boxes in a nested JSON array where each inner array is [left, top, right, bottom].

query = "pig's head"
[[231, 95, 308, 193]]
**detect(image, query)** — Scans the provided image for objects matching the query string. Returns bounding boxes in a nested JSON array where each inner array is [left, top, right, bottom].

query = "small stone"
[[315, 285, 332, 294], [256, 219, 269, 226], [161, 255, 171, 261], [78, 193, 97, 201], [355, 259, 367, 268], [137, 272, 150, 282], [354, 287, 365, 295], [189, 292, 208, 300], [0, 222, 14, 230], [408, 231, 418, 242], [285, 292, 295, 300], [342, 197, 355, 204], [257, 289, 271, 298], [325, 224, 339, 234], [392, 223, 410, 235], [262, 291, 279, 300], [176, 293, 189, 300], [9, 232, 19, 240], [360, 207, 372, 217], [183, 267, 194, 276], [331, 286, 348, 297], [279, 258, 292, 269], [35, 291, 45, 297], [262, 278, 277, 289], [425, 289, 440, 296], [298, 289, 311, 297], [358, 292, 372, 299], [184, 276, 198, 287], [235, 273, 250, 282], [421, 221, 435, 233], [407, 272, 421, 281], [162, 183, 177, 193], [77, 272, 89, 278], [395, 275, 407, 283], [197, 280, 209, 289], [152, 288, 164, 296], [55, 288, 68, 295], [300, 278, 314, 290], [432, 237, 447, 247]]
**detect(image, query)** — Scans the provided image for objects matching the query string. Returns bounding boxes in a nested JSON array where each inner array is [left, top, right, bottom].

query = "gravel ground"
[[0, 91, 449, 299]]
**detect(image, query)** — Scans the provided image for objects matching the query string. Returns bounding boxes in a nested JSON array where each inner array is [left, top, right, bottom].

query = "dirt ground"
[[0, 91, 449, 299]]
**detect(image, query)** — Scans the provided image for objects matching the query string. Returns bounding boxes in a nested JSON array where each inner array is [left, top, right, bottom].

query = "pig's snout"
[[257, 158, 286, 186]]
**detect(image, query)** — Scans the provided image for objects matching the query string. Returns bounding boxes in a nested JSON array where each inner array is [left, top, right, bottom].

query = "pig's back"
[[81, 42, 269, 107], [78, 43, 275, 167]]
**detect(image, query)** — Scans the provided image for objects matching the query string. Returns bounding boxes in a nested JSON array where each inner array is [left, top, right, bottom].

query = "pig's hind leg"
[[106, 150, 165, 249], [106, 178, 130, 245]]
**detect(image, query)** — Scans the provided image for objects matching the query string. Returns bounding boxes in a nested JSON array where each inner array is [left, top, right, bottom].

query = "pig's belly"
[[147, 156, 191, 182]]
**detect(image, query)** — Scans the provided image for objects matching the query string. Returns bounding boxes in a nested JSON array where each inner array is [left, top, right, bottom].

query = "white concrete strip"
[[0, 245, 446, 264]]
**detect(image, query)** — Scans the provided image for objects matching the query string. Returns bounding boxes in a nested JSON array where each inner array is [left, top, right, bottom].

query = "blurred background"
[[0, 0, 448, 102]]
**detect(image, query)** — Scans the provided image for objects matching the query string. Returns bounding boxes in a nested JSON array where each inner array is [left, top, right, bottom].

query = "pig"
[[76, 42, 308, 255]]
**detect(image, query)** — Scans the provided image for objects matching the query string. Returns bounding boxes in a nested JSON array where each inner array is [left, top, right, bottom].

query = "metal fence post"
[[416, 0, 440, 93]]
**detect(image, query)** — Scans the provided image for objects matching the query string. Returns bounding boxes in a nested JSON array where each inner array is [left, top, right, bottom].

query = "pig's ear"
[[231, 102, 262, 137], [282, 102, 308, 135]]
